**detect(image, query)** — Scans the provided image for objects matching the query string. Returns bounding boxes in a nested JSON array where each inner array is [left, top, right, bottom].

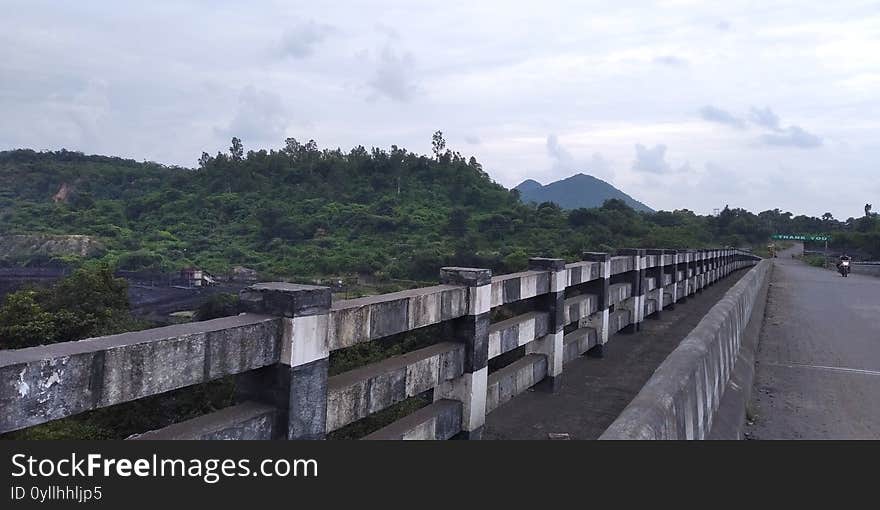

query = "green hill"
[[2, 139, 873, 282], [515, 173, 653, 212]]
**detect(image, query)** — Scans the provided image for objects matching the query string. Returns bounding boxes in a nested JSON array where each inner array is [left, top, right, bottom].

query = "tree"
[[284, 137, 301, 156], [0, 265, 138, 350], [866, 204, 873, 217], [198, 152, 212, 169], [431, 130, 446, 159], [230, 137, 244, 162], [822, 212, 833, 222]]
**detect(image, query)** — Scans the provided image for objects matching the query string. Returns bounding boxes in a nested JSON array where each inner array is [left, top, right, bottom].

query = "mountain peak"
[[514, 173, 653, 212], [514, 179, 542, 191]]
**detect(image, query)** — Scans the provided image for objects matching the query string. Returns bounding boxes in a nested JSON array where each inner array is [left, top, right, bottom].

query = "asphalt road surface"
[[746, 247, 880, 439]]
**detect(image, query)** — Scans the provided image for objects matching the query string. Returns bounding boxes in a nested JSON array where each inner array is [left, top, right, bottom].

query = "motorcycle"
[[839, 260, 850, 277]]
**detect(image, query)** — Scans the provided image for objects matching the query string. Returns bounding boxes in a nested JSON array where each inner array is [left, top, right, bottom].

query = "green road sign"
[[771, 234, 831, 242]]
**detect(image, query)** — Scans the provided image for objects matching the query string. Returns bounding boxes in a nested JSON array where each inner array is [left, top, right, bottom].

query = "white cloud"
[[759, 125, 822, 148], [279, 21, 334, 59], [367, 46, 420, 102], [219, 86, 289, 144], [749, 106, 781, 131], [654, 55, 688, 67], [0, 0, 877, 218], [632, 144, 671, 174], [699, 105, 745, 129], [546, 134, 614, 180]]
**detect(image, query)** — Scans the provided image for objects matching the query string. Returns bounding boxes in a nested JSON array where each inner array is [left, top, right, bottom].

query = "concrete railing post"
[[696, 249, 706, 292], [713, 249, 719, 282], [646, 249, 665, 318], [617, 248, 646, 333], [527, 258, 566, 391], [687, 250, 697, 296], [666, 249, 678, 309], [435, 267, 491, 440], [708, 250, 715, 283], [236, 283, 331, 440], [582, 252, 611, 358]]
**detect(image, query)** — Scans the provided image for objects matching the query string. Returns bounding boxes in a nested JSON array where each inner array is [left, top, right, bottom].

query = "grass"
[[803, 254, 827, 268]]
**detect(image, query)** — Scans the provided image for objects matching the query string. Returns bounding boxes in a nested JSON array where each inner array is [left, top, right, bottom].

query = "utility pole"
[[824, 238, 829, 268]]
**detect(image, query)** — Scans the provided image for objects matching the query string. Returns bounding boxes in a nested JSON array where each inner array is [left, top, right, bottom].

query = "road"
[[746, 246, 880, 439]]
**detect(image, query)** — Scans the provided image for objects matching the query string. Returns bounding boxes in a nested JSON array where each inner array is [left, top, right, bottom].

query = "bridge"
[[2, 248, 772, 440], [745, 244, 880, 439]]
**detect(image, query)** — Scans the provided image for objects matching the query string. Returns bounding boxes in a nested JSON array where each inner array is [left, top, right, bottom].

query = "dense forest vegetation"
[[2, 137, 878, 439], [3, 137, 877, 284]]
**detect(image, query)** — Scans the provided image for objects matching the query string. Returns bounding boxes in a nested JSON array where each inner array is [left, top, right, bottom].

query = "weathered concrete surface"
[[325, 342, 464, 432], [746, 254, 880, 439], [364, 399, 462, 440], [490, 270, 550, 307], [0, 314, 281, 434], [130, 402, 277, 440], [488, 311, 550, 360], [708, 261, 772, 439], [601, 261, 767, 439], [481, 267, 751, 440], [329, 285, 468, 350], [851, 262, 880, 278]]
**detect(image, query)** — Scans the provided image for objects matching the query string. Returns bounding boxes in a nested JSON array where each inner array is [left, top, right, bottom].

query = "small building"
[[180, 267, 216, 287]]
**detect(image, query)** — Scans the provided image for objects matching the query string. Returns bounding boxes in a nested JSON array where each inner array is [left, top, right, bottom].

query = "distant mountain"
[[514, 173, 653, 212]]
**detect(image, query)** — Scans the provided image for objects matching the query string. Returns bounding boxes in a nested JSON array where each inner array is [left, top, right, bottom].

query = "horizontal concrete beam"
[[564, 261, 602, 286], [609, 309, 632, 334], [326, 342, 464, 432], [610, 256, 635, 275], [562, 327, 598, 363], [0, 314, 281, 434], [488, 311, 550, 360], [130, 402, 277, 440], [362, 399, 462, 440], [329, 285, 468, 351], [486, 354, 547, 414], [490, 270, 551, 308], [608, 283, 633, 306], [562, 293, 598, 326]]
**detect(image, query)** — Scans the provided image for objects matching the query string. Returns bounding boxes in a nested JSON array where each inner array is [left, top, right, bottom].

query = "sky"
[[1, 1, 879, 219]]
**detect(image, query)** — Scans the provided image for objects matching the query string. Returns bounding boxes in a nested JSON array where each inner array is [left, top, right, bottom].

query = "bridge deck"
[[746, 247, 880, 439], [482, 268, 751, 440]]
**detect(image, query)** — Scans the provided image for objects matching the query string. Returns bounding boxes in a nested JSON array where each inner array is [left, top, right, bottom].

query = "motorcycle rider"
[[837, 253, 852, 275]]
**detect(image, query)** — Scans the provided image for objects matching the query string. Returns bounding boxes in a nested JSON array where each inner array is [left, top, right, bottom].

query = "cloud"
[[759, 125, 822, 148], [546, 134, 572, 164], [589, 153, 612, 179], [219, 86, 289, 143], [464, 135, 481, 145], [699, 105, 745, 129], [367, 46, 420, 102], [699, 162, 747, 193], [546, 134, 613, 179], [716, 21, 732, 31], [279, 21, 334, 59], [749, 106, 781, 131], [375, 23, 400, 40], [654, 55, 688, 67], [632, 144, 671, 173]]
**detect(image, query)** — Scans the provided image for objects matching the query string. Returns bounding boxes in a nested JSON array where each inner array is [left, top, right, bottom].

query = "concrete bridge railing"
[[0, 248, 760, 440], [849, 262, 880, 278], [599, 258, 770, 440]]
